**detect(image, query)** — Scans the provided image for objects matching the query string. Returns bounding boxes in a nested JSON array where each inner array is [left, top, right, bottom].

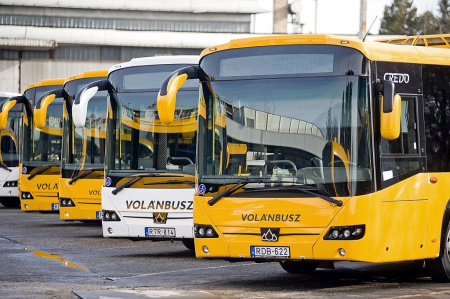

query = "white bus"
[[0, 92, 20, 207], [73, 56, 199, 249]]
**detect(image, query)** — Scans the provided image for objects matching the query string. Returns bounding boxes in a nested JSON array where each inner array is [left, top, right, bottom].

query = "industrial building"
[[0, 0, 267, 92]]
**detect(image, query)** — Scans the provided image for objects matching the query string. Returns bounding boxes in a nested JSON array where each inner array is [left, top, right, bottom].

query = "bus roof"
[[24, 78, 65, 92], [63, 70, 108, 85], [108, 55, 199, 74], [376, 34, 450, 48], [201, 34, 450, 66]]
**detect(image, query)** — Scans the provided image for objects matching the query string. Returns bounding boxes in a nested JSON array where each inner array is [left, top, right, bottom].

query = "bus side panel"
[[426, 172, 450, 259]]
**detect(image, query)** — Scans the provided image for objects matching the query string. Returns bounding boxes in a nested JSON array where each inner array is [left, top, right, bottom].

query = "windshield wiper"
[[27, 165, 52, 180], [207, 178, 276, 206], [0, 164, 12, 172], [111, 173, 184, 195], [68, 168, 103, 185], [144, 180, 195, 187], [242, 185, 343, 207]]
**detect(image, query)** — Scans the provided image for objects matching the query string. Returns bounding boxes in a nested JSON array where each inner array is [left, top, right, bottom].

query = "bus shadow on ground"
[[215, 261, 429, 292]]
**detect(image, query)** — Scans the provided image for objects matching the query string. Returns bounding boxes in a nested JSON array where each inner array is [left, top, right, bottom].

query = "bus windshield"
[[107, 64, 198, 176], [23, 101, 63, 165], [198, 45, 373, 197], [61, 78, 107, 178], [22, 86, 63, 166], [1, 106, 20, 167]]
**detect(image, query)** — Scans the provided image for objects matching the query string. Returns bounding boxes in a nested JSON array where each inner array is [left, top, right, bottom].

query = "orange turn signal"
[[430, 177, 438, 184]]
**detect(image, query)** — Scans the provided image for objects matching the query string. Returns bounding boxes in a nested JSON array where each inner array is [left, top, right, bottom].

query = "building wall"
[[0, 60, 121, 93]]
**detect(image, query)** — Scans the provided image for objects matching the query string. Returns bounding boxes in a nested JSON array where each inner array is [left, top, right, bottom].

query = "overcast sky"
[[254, 0, 440, 35]]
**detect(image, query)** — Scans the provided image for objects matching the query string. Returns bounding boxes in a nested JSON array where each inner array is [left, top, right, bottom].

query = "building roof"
[[1, 0, 268, 14], [0, 25, 268, 49]]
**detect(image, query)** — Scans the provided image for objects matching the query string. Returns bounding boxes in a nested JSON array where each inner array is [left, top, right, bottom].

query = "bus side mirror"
[[0, 99, 18, 130], [379, 80, 401, 140], [73, 86, 98, 128], [157, 65, 200, 125], [35, 94, 55, 129], [73, 79, 110, 128], [35, 88, 65, 129]]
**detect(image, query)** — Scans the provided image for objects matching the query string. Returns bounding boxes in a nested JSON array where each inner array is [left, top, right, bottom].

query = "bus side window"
[[381, 97, 420, 185]]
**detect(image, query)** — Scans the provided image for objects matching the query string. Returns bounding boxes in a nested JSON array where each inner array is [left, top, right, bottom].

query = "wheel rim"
[[446, 229, 450, 262]]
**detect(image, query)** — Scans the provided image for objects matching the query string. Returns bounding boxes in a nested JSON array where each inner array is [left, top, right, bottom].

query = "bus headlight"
[[21, 192, 34, 199], [324, 225, 365, 240], [59, 197, 75, 207], [4, 181, 18, 187], [194, 224, 218, 238], [102, 210, 120, 221]]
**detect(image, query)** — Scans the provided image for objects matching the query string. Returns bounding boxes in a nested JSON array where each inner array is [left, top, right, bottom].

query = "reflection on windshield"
[[1, 110, 20, 167], [23, 100, 63, 165], [110, 90, 198, 174], [198, 76, 373, 197], [63, 97, 106, 171]]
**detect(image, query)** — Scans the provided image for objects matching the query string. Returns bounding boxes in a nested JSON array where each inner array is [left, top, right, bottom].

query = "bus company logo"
[[153, 212, 167, 224], [383, 72, 410, 84], [125, 200, 193, 210], [105, 177, 112, 186], [89, 190, 101, 196], [241, 213, 300, 222], [261, 228, 279, 242], [36, 183, 57, 190]]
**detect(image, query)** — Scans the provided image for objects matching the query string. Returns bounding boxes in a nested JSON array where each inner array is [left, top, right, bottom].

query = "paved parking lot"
[[1, 204, 450, 298]]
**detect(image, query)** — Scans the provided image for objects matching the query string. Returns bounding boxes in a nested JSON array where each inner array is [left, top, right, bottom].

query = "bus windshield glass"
[[1, 106, 20, 167], [62, 78, 107, 178], [198, 45, 373, 197], [22, 86, 63, 166], [107, 64, 198, 176]]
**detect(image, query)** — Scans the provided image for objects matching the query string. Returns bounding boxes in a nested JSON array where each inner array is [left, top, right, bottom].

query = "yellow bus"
[[157, 34, 450, 281], [35, 70, 108, 221], [376, 34, 450, 48], [0, 79, 64, 212], [0, 92, 21, 208]]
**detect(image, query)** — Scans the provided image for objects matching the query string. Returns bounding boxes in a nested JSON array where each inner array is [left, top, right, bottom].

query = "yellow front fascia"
[[58, 176, 103, 221], [195, 173, 447, 263], [19, 169, 60, 212]]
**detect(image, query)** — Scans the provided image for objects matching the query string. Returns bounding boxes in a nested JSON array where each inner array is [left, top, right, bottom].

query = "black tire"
[[181, 239, 195, 251], [279, 260, 319, 274], [0, 197, 20, 208], [426, 220, 450, 282]]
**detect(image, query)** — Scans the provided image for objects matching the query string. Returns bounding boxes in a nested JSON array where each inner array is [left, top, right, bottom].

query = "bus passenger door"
[[379, 95, 428, 261]]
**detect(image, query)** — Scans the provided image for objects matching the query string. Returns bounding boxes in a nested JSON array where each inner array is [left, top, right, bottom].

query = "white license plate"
[[145, 227, 176, 237], [52, 203, 59, 211], [96, 212, 102, 219], [250, 246, 290, 258]]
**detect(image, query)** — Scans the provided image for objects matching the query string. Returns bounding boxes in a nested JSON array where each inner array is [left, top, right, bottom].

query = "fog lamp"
[[107, 227, 113, 234], [202, 245, 209, 254], [339, 248, 346, 256]]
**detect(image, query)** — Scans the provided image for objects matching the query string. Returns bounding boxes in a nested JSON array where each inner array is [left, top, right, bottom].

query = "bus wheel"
[[279, 260, 319, 274], [0, 197, 20, 208], [182, 239, 195, 251], [426, 220, 450, 282]]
